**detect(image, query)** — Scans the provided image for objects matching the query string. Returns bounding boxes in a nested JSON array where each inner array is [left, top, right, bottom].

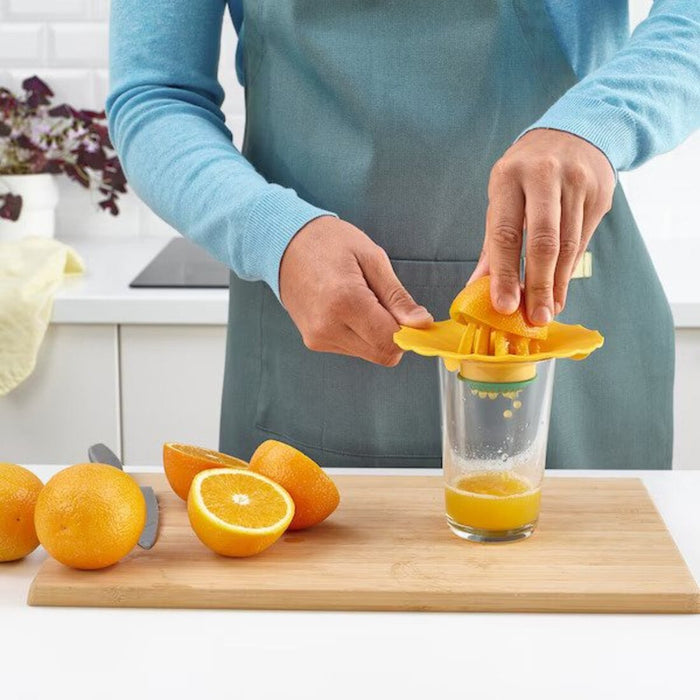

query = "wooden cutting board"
[[28, 474, 700, 613]]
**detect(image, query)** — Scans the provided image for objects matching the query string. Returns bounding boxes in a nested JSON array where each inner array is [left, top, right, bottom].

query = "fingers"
[[523, 172, 561, 325], [345, 297, 406, 366], [303, 311, 403, 367], [468, 246, 490, 283], [282, 219, 420, 367], [300, 282, 404, 367], [360, 246, 433, 328], [486, 162, 525, 314], [554, 187, 584, 314], [347, 326, 403, 367], [315, 323, 405, 368], [558, 174, 613, 310]]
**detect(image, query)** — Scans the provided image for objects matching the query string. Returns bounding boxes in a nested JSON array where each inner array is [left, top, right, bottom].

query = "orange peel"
[[450, 276, 548, 340]]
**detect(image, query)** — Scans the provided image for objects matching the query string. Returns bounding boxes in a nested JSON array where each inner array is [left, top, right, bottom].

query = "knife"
[[88, 443, 159, 550]]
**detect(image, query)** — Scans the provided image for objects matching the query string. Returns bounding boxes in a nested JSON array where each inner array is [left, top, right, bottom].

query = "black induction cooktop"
[[130, 237, 230, 288]]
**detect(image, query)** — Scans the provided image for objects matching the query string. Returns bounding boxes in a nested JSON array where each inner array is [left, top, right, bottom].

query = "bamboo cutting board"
[[28, 475, 699, 613]]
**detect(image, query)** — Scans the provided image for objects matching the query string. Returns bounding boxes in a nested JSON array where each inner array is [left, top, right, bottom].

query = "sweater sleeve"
[[106, 0, 335, 299], [524, 0, 700, 172]]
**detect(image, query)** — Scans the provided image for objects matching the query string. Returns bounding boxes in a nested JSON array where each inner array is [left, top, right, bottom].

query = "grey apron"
[[221, 0, 674, 468]]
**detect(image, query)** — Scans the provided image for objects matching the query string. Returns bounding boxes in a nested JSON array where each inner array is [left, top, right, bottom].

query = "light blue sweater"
[[107, 1, 700, 299]]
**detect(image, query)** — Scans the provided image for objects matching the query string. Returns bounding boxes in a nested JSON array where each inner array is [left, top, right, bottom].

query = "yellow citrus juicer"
[[394, 275, 604, 394]]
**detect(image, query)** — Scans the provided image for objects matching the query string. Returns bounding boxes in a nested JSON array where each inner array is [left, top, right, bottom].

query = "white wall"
[[0, 0, 697, 243]]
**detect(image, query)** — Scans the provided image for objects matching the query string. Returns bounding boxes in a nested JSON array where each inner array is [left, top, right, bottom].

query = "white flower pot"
[[0, 173, 60, 241]]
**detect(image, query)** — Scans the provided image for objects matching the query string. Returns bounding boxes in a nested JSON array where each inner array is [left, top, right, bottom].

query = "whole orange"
[[249, 440, 340, 530], [163, 443, 248, 500], [34, 463, 146, 570], [0, 463, 43, 562]]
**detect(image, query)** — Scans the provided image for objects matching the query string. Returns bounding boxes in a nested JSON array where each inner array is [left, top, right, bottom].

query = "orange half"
[[163, 443, 248, 500], [450, 276, 548, 340], [187, 468, 294, 557]]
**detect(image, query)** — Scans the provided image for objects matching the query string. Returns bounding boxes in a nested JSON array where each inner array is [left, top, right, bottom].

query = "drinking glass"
[[439, 359, 555, 542]]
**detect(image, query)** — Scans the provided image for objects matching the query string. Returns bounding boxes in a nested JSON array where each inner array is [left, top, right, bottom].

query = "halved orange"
[[163, 443, 248, 500], [450, 275, 548, 340], [187, 468, 294, 557], [249, 440, 340, 530]]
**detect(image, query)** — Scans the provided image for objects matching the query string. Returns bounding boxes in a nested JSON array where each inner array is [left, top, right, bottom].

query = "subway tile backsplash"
[[48, 22, 109, 67], [5, 0, 89, 21], [0, 23, 47, 67]]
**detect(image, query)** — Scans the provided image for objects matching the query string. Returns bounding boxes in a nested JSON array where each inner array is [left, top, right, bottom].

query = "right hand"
[[279, 216, 433, 366]]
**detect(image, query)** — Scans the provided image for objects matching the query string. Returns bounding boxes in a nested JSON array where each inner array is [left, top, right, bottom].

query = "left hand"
[[471, 129, 615, 324]]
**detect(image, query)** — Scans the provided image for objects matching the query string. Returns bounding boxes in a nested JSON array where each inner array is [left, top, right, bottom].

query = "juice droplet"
[[478, 391, 488, 399], [488, 392, 498, 400], [513, 400, 522, 410], [503, 409, 513, 419]]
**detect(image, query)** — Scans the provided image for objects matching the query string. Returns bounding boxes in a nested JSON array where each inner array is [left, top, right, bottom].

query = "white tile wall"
[[0, 0, 697, 241], [48, 23, 109, 67], [0, 24, 46, 67], [5, 0, 88, 20], [90, 0, 110, 21]]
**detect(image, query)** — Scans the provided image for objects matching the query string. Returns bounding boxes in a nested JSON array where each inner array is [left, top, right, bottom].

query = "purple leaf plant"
[[0, 75, 127, 221]]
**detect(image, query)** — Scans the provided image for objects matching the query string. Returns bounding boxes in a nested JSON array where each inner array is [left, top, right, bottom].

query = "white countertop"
[[3, 466, 700, 700], [54, 235, 228, 325], [52, 234, 700, 327]]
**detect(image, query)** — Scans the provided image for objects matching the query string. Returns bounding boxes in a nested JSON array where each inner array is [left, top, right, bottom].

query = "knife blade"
[[88, 443, 123, 469], [137, 486, 159, 550], [88, 443, 159, 550]]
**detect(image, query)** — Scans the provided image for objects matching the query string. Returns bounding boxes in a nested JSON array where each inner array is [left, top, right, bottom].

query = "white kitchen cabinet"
[[0, 324, 120, 465], [120, 325, 227, 466], [673, 330, 700, 470]]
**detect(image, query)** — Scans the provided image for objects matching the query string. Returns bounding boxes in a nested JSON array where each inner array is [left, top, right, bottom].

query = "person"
[[107, 1, 700, 469]]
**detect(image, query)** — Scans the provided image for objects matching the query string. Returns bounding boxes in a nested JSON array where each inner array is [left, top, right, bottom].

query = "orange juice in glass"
[[439, 359, 554, 542]]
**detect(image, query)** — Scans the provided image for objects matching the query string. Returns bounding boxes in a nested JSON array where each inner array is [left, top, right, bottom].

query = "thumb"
[[361, 247, 433, 327]]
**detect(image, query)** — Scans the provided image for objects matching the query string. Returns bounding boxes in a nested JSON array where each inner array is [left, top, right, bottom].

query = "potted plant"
[[0, 75, 127, 240]]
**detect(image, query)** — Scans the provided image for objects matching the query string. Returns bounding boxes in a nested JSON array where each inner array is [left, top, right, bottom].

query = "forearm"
[[526, 0, 700, 171], [107, 0, 332, 297]]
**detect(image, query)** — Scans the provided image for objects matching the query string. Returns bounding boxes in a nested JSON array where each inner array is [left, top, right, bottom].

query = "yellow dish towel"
[[0, 237, 84, 396]]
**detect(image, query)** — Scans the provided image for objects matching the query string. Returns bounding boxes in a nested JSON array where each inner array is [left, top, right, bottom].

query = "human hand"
[[279, 216, 433, 366], [471, 129, 615, 324]]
